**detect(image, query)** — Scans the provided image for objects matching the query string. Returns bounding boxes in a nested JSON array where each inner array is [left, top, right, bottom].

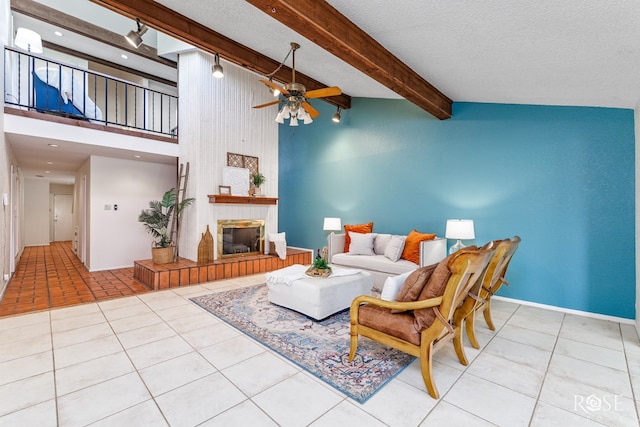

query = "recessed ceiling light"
[[47, 162, 53, 165], [134, 155, 141, 158], [48, 144, 59, 147], [54, 31, 62, 37], [45, 171, 50, 174], [121, 54, 128, 59]]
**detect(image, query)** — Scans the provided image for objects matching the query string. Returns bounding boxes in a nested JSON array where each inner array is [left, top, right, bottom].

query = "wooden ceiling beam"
[[11, 0, 176, 68], [41, 41, 177, 88], [246, 0, 452, 119], [88, 0, 352, 110]]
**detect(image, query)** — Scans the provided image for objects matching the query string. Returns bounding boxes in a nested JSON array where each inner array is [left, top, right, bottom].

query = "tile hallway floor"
[[0, 273, 639, 426], [0, 242, 151, 317]]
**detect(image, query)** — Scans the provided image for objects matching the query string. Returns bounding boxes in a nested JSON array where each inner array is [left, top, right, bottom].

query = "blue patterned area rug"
[[190, 284, 415, 403]]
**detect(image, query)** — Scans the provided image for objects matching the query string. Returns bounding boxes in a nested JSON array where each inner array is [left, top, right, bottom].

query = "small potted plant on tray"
[[306, 249, 332, 277]]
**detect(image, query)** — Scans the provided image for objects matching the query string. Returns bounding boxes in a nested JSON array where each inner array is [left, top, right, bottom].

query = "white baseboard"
[[492, 295, 635, 325]]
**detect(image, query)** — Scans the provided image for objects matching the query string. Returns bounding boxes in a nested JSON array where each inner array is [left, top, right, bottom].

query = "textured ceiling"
[[9, 0, 640, 183], [155, 0, 640, 109]]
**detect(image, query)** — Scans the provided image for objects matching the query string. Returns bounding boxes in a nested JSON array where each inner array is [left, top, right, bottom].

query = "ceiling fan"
[[253, 42, 342, 125]]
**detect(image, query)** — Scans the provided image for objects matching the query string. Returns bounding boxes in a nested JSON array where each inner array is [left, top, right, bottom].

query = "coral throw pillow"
[[343, 222, 374, 252], [401, 229, 437, 264]]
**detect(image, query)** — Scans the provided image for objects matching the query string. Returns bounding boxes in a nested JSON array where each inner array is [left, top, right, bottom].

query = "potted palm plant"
[[138, 188, 194, 263], [251, 172, 266, 196]]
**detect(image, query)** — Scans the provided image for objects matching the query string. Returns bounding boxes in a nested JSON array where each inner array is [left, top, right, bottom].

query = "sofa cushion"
[[401, 230, 437, 264], [380, 269, 414, 301], [348, 232, 376, 255], [331, 253, 417, 275], [343, 222, 374, 252], [374, 234, 392, 255], [384, 235, 406, 262]]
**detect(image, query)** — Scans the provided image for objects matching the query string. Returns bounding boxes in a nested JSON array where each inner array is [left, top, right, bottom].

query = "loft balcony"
[[4, 46, 178, 140]]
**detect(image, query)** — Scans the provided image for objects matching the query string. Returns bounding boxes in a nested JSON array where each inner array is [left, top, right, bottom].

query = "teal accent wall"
[[278, 100, 635, 319]]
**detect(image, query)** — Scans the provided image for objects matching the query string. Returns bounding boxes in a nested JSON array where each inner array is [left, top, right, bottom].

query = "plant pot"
[[152, 246, 174, 264]]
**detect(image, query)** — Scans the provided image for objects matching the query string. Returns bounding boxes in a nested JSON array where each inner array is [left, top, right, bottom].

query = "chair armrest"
[[350, 294, 443, 313], [420, 238, 447, 267], [327, 233, 346, 262]]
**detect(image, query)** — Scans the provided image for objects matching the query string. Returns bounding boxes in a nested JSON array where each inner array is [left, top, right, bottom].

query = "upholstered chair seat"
[[349, 246, 494, 399]]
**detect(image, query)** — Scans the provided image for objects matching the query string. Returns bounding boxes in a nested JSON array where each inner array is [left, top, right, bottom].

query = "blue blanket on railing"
[[33, 66, 102, 120]]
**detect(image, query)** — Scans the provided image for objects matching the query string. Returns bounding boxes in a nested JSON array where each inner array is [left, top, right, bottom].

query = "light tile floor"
[[0, 274, 639, 426]]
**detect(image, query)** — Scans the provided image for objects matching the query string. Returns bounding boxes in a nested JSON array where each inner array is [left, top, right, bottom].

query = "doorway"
[[53, 194, 73, 241]]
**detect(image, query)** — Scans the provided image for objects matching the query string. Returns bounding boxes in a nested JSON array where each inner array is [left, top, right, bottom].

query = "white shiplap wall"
[[178, 51, 279, 261]]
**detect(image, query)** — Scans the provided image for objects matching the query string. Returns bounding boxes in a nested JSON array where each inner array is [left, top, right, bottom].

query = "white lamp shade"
[[14, 28, 43, 53], [445, 219, 475, 240], [323, 217, 342, 231]]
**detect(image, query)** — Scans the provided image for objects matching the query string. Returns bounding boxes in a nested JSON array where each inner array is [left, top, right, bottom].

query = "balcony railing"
[[4, 46, 178, 137]]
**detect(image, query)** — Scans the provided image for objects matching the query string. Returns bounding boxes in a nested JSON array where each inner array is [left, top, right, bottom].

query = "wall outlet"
[[3, 274, 9, 282]]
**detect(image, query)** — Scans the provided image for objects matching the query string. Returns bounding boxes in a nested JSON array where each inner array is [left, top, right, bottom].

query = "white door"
[[53, 194, 73, 241]]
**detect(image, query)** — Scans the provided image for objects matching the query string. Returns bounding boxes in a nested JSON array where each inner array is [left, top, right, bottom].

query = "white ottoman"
[[266, 267, 372, 320]]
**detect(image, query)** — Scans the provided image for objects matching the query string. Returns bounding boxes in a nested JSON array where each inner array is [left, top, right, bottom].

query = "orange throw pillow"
[[343, 222, 374, 252], [401, 229, 437, 264]]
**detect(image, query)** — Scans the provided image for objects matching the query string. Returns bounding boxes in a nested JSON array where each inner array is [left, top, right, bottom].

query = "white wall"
[[0, 0, 12, 293], [178, 52, 279, 261], [24, 178, 49, 246], [75, 159, 90, 266], [88, 155, 175, 271]]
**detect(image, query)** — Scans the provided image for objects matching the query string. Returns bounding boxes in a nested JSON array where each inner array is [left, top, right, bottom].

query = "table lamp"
[[445, 219, 475, 254], [323, 217, 342, 235]]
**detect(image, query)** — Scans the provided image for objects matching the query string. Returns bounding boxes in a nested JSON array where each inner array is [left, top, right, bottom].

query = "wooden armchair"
[[348, 247, 493, 399], [454, 236, 521, 351]]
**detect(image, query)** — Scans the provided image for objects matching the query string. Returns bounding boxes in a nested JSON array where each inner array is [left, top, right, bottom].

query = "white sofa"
[[328, 233, 447, 291]]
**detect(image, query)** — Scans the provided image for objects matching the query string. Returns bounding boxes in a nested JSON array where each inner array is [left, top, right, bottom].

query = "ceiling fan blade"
[[305, 86, 342, 99], [259, 79, 290, 96], [252, 99, 281, 109], [301, 101, 320, 118]]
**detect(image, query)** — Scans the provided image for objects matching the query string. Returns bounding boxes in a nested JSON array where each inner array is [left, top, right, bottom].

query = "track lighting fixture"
[[125, 18, 148, 48], [212, 53, 224, 79], [332, 107, 342, 123], [269, 78, 280, 97]]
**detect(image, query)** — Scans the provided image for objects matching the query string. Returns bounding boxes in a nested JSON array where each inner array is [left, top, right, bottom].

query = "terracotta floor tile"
[[0, 241, 152, 317]]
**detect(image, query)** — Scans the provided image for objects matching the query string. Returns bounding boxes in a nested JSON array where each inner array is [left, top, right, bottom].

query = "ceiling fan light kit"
[[254, 42, 342, 126]]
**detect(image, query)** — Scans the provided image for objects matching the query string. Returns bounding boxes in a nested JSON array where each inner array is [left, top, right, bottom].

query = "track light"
[[332, 107, 342, 123], [212, 53, 224, 78], [125, 18, 147, 48], [268, 78, 280, 97]]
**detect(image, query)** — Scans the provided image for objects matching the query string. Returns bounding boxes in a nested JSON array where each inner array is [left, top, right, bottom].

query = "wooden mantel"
[[208, 195, 278, 205]]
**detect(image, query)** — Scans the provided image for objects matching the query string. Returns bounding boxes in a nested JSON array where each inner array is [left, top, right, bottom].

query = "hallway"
[[0, 242, 151, 317]]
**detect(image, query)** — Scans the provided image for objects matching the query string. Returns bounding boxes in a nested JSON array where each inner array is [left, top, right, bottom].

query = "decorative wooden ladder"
[[170, 162, 190, 262]]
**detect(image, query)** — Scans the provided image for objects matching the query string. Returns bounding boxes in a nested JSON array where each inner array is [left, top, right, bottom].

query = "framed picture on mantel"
[[222, 167, 250, 196], [218, 185, 231, 195]]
